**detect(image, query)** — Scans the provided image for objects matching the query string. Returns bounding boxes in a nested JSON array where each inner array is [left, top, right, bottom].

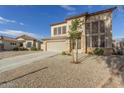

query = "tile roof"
[[16, 35, 36, 40], [50, 21, 66, 26], [0, 36, 17, 42]]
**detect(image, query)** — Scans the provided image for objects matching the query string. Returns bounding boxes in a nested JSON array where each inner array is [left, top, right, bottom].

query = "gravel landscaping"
[[101, 55, 124, 88], [0, 51, 38, 60], [0, 54, 116, 88]]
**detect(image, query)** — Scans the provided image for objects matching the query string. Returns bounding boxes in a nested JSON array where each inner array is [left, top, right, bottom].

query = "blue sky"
[[0, 5, 124, 40]]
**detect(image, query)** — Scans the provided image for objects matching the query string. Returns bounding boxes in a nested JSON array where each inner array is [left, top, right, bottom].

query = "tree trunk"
[[74, 39, 78, 63]]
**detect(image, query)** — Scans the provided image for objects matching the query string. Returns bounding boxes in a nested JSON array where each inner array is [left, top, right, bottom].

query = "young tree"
[[69, 19, 81, 63]]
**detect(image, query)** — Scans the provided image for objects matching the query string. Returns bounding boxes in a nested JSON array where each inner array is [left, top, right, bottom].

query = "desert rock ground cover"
[[0, 54, 124, 88]]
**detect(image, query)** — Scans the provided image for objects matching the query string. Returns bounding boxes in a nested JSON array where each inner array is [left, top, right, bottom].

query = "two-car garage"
[[42, 36, 69, 52], [46, 40, 67, 52]]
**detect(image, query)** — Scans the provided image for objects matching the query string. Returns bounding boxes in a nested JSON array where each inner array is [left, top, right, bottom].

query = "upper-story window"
[[86, 23, 90, 34], [92, 21, 98, 34], [62, 26, 66, 34], [100, 20, 105, 33], [53, 28, 57, 35], [58, 27, 61, 34], [53, 26, 67, 36]]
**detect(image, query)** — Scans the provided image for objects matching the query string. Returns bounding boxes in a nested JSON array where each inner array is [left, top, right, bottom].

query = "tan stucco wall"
[[45, 11, 112, 54], [36, 41, 41, 50], [17, 38, 35, 49]]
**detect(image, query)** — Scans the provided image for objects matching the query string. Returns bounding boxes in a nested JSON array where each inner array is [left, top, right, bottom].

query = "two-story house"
[[42, 7, 116, 55]]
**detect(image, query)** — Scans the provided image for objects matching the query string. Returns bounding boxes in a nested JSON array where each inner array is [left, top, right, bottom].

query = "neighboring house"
[[0, 36, 19, 51], [113, 39, 124, 49], [42, 7, 116, 55], [16, 35, 41, 50], [113, 39, 124, 54], [0, 35, 41, 51]]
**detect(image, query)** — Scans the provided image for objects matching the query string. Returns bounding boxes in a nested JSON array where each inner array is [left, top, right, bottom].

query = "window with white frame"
[[27, 42, 32, 48], [53, 28, 57, 35], [58, 27, 61, 35], [62, 26, 66, 34]]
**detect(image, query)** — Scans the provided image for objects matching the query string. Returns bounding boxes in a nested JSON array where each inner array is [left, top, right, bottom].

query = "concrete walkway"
[[0, 51, 58, 73]]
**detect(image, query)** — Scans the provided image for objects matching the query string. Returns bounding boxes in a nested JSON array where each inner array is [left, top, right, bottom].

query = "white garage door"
[[47, 41, 67, 52]]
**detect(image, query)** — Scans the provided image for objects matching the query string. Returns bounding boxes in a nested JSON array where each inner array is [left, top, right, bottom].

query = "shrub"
[[62, 51, 66, 55], [93, 48, 104, 56], [20, 47, 28, 51], [31, 47, 38, 51], [13, 47, 19, 51], [61, 51, 71, 56], [13, 47, 28, 51], [88, 52, 93, 55]]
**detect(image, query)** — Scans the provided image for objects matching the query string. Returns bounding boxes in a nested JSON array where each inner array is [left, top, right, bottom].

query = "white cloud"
[[19, 22, 24, 26], [0, 29, 42, 40], [0, 16, 16, 24], [60, 5, 76, 11], [0, 16, 25, 26]]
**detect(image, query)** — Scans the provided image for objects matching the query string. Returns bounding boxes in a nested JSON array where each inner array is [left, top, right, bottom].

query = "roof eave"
[[50, 21, 66, 26], [88, 7, 117, 16]]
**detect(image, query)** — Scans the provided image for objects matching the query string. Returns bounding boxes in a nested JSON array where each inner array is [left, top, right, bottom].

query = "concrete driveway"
[[0, 51, 58, 73]]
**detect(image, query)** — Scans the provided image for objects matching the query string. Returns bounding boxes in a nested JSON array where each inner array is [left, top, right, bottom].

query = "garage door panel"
[[47, 41, 66, 52]]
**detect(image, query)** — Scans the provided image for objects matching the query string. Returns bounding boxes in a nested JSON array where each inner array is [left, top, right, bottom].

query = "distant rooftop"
[[16, 35, 37, 40], [0, 36, 17, 42]]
